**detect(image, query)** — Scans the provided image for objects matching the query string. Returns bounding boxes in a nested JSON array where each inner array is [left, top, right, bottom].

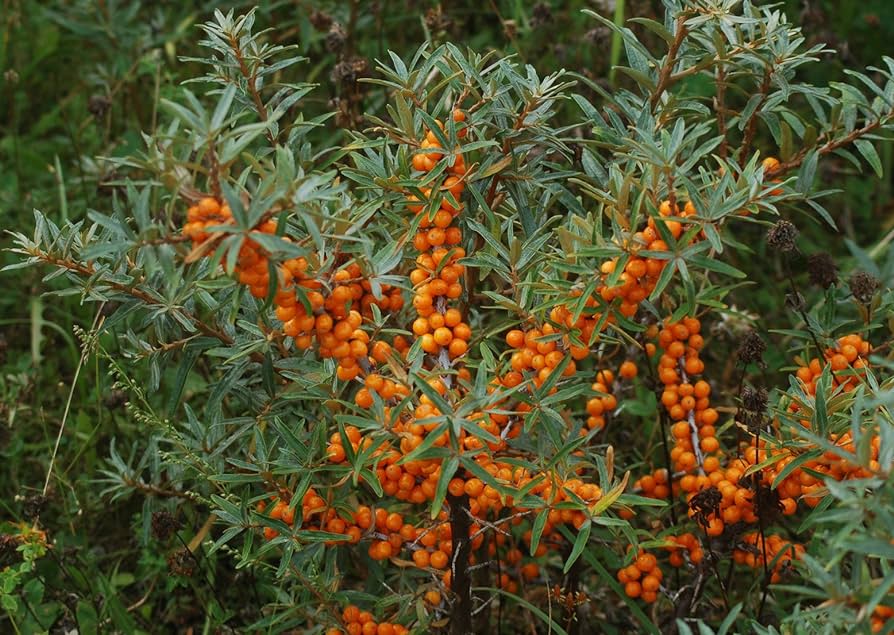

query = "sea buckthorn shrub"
[[7, 3, 894, 634]]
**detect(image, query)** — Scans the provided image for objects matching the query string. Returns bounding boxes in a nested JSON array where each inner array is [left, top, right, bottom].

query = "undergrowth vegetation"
[[2, 1, 894, 633]]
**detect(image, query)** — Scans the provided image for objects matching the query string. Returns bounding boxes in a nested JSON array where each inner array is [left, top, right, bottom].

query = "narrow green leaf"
[[563, 519, 591, 573], [431, 455, 459, 518], [529, 508, 548, 556]]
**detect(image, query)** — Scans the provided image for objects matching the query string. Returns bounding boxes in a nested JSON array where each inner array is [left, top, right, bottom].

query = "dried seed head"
[[849, 270, 880, 304], [766, 220, 799, 253], [585, 26, 611, 46], [530, 2, 552, 28], [689, 486, 722, 527], [325, 23, 346, 53], [743, 481, 782, 515], [743, 410, 765, 436], [100, 301, 120, 317], [424, 6, 451, 32], [104, 389, 127, 409], [151, 510, 182, 542], [741, 385, 768, 414], [23, 495, 47, 521], [88, 94, 111, 118], [331, 56, 369, 84], [807, 253, 838, 288], [309, 9, 333, 32], [737, 330, 766, 366], [167, 548, 195, 577], [0, 534, 19, 563], [502, 19, 518, 39], [785, 291, 806, 313]]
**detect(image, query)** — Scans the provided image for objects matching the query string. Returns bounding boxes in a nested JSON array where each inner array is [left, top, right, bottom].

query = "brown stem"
[[227, 31, 277, 146], [753, 430, 772, 620], [650, 16, 689, 111], [39, 254, 235, 346], [666, 170, 676, 212], [345, 0, 359, 58], [563, 545, 583, 635], [133, 235, 192, 247], [767, 116, 890, 178], [739, 68, 772, 166], [208, 140, 222, 199], [447, 493, 474, 635], [715, 64, 728, 160], [696, 522, 730, 612], [125, 479, 193, 500], [644, 356, 679, 527], [484, 103, 532, 210]]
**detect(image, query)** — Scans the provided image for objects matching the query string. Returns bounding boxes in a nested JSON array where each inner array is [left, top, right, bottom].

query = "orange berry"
[[413, 549, 431, 568], [355, 389, 374, 408], [624, 581, 642, 598], [641, 574, 660, 592], [430, 550, 448, 569], [619, 361, 637, 379], [433, 327, 453, 346]]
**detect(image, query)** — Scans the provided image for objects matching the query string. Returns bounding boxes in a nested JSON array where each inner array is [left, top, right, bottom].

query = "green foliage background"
[[2, 1, 894, 633]]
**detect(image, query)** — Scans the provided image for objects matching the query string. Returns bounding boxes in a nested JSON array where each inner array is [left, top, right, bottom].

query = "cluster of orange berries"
[[411, 109, 467, 172], [620, 331, 876, 605], [326, 422, 447, 505], [733, 532, 804, 584], [257, 487, 437, 560], [748, 430, 881, 511], [752, 333, 878, 506], [491, 199, 702, 414], [182, 198, 410, 392], [554, 199, 699, 344], [324, 427, 604, 584], [275, 478, 535, 592], [353, 362, 413, 409], [617, 550, 663, 603], [684, 456, 783, 541], [501, 326, 581, 392], [361, 507, 426, 562], [582, 363, 635, 433], [649, 317, 723, 477], [792, 334, 871, 416], [495, 199, 699, 402], [618, 531, 805, 604], [519, 478, 603, 534], [275, 260, 402, 386], [183, 196, 233, 249], [321, 112, 581, 595], [182, 196, 283, 300], [257, 488, 324, 541], [595, 199, 697, 317], [327, 605, 409, 635], [872, 606, 894, 633], [454, 461, 521, 514], [408, 508, 534, 591], [408, 516, 462, 573], [633, 468, 671, 503], [407, 112, 471, 363], [663, 532, 704, 567]]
